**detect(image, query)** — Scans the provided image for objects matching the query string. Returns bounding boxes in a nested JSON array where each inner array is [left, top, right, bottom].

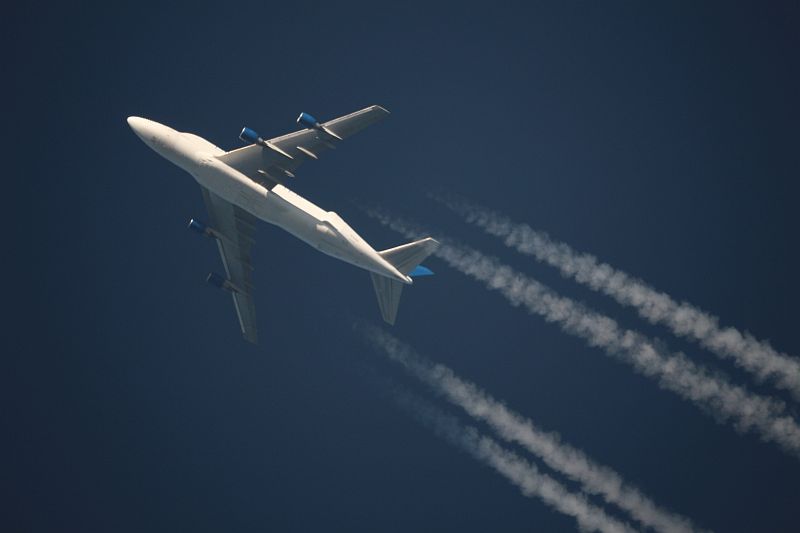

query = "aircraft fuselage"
[[127, 117, 410, 284]]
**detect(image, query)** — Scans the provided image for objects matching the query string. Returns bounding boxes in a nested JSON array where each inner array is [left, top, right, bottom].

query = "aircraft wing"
[[216, 105, 390, 188], [200, 186, 259, 344]]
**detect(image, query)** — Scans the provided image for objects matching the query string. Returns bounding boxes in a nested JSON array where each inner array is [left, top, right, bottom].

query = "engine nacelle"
[[207, 272, 226, 289], [188, 218, 217, 238], [239, 126, 295, 160], [297, 112, 319, 129], [206, 272, 241, 293], [239, 127, 262, 144], [297, 111, 343, 140], [188, 218, 207, 235]]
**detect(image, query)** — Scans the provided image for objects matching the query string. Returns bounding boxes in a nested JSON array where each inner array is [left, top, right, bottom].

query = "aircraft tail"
[[370, 237, 439, 325]]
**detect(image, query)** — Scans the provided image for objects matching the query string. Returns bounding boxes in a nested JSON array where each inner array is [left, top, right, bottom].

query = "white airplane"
[[128, 106, 438, 344]]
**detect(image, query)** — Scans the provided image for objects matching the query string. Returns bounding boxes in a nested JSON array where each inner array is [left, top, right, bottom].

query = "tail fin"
[[370, 237, 439, 324], [370, 273, 404, 325]]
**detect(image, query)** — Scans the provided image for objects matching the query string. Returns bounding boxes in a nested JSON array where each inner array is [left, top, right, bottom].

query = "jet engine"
[[206, 272, 241, 293], [239, 126, 294, 159], [239, 127, 262, 144], [188, 218, 208, 235], [187, 218, 218, 238], [297, 112, 320, 129], [296, 112, 342, 140]]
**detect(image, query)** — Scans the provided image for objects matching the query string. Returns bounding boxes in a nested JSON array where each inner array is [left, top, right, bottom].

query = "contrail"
[[363, 207, 800, 458], [432, 193, 800, 401], [358, 322, 705, 533], [387, 385, 638, 533]]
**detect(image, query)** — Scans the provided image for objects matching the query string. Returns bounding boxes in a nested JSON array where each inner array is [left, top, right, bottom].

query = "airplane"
[[127, 105, 439, 344]]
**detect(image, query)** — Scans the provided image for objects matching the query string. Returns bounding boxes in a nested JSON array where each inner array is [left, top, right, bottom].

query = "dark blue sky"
[[9, 2, 800, 531]]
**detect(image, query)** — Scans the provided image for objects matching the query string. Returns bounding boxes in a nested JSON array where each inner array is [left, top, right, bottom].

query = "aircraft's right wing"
[[200, 186, 259, 344], [216, 105, 390, 188]]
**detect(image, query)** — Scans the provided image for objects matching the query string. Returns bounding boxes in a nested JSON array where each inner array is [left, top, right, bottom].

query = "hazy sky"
[[8, 2, 800, 532]]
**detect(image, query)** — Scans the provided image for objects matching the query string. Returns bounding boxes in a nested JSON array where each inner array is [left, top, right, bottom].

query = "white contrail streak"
[[358, 323, 704, 533], [363, 207, 800, 458], [432, 193, 800, 401], [388, 386, 638, 533]]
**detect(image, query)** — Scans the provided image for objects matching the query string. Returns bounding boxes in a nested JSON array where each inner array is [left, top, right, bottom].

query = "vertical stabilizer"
[[370, 273, 404, 325]]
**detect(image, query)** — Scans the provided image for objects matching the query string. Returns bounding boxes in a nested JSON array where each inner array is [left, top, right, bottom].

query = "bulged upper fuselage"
[[127, 116, 410, 284]]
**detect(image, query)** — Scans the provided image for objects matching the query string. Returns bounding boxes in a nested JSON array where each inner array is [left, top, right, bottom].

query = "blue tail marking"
[[410, 265, 434, 277]]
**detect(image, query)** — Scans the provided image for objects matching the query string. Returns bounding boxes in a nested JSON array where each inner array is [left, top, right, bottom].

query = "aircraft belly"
[[194, 162, 278, 224], [193, 160, 393, 277]]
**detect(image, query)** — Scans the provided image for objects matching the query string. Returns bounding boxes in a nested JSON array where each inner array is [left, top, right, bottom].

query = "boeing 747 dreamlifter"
[[128, 106, 438, 343]]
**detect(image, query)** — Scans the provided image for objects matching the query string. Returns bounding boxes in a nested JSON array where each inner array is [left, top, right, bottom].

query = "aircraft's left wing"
[[200, 186, 259, 344], [216, 105, 390, 188]]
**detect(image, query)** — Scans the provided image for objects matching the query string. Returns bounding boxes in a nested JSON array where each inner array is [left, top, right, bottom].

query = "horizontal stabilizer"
[[378, 237, 439, 275]]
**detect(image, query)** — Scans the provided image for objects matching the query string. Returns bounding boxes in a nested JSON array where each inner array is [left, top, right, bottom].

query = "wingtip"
[[423, 236, 441, 251]]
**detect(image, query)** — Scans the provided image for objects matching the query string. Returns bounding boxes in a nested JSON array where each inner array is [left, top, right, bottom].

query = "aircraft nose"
[[127, 116, 149, 138]]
